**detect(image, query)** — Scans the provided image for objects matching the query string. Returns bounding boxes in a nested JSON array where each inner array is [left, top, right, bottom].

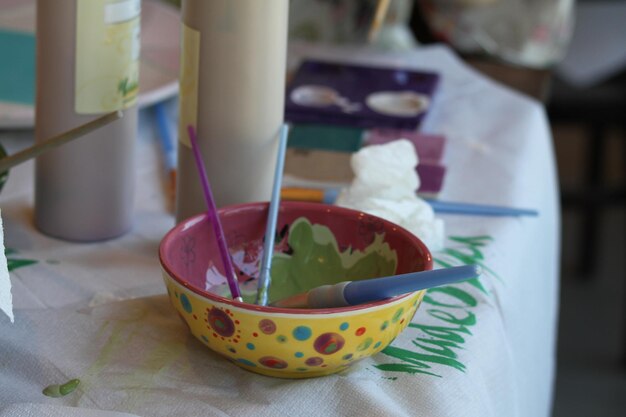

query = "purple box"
[[362, 129, 447, 196], [416, 164, 446, 196], [285, 60, 439, 130], [364, 129, 446, 163]]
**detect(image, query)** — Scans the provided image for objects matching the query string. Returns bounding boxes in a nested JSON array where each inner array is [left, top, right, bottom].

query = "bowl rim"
[[159, 201, 433, 315]]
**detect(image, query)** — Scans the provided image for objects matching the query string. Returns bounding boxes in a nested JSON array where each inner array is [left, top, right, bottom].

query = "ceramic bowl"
[[159, 202, 432, 378]]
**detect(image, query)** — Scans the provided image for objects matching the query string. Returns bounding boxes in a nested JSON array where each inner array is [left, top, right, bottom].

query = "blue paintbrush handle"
[[154, 102, 176, 172], [315, 188, 537, 217], [424, 199, 538, 217], [343, 264, 481, 306], [272, 264, 482, 308], [256, 124, 290, 306]]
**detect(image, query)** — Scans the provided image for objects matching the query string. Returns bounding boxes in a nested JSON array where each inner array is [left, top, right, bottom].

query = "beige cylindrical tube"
[[176, 0, 289, 222], [34, 0, 139, 241]]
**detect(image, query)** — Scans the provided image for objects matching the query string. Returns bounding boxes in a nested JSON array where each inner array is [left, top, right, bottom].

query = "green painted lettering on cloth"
[[374, 235, 500, 378]]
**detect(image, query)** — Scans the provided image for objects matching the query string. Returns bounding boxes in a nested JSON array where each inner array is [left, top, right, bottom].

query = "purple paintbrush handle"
[[187, 125, 242, 301]]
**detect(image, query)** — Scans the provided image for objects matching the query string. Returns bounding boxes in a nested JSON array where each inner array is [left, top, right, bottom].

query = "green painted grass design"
[[374, 235, 499, 378], [5, 248, 38, 271]]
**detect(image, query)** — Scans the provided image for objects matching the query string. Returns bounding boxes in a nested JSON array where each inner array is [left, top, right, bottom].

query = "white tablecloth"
[[0, 44, 560, 417]]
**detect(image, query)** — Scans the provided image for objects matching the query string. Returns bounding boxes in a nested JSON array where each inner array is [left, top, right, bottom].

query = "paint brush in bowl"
[[271, 264, 481, 309], [256, 124, 290, 306], [187, 125, 242, 302]]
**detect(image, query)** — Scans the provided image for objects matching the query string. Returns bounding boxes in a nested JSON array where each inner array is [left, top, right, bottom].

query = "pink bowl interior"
[[160, 202, 432, 309]]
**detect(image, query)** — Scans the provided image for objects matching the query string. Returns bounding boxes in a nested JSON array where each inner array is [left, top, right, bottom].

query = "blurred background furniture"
[[548, 0, 626, 278], [548, 0, 626, 372], [410, 0, 626, 393], [411, 0, 625, 277], [549, 71, 626, 276]]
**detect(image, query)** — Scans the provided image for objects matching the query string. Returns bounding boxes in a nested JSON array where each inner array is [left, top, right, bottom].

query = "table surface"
[[0, 44, 560, 417]]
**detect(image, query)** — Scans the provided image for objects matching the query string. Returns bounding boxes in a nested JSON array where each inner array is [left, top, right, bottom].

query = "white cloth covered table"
[[0, 44, 560, 417]]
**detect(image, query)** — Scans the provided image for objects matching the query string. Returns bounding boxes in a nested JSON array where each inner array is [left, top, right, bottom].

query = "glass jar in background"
[[288, 0, 418, 50], [418, 0, 575, 68]]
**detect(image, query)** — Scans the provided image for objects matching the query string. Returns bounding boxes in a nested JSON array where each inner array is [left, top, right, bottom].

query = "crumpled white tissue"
[[336, 139, 445, 251], [0, 209, 13, 322]]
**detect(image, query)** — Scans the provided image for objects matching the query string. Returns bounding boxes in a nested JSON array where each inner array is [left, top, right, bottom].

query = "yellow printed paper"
[[75, 0, 141, 114], [177, 23, 200, 148]]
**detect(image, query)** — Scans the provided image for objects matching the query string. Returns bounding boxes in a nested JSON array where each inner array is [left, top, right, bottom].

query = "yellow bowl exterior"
[[163, 271, 425, 378]]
